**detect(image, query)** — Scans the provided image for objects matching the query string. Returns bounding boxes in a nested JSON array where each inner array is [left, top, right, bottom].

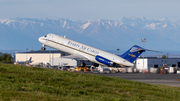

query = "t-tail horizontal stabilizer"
[[145, 49, 163, 53], [119, 45, 145, 63]]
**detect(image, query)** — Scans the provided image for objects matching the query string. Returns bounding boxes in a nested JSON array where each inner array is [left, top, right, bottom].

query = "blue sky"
[[0, 0, 180, 21]]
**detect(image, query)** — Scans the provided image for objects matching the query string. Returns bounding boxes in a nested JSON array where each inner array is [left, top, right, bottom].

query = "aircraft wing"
[[61, 54, 89, 60]]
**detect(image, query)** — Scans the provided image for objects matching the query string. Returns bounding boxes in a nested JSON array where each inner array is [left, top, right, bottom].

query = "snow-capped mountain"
[[1, 17, 180, 52]]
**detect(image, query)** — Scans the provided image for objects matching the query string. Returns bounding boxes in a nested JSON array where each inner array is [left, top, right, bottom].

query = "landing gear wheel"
[[80, 62, 86, 67], [41, 47, 46, 50], [93, 63, 99, 67]]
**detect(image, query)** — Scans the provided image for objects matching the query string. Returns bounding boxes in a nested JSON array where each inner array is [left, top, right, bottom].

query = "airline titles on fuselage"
[[67, 41, 99, 55]]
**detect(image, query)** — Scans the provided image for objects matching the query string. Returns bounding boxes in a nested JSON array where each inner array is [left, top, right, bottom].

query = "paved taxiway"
[[95, 73, 180, 87]]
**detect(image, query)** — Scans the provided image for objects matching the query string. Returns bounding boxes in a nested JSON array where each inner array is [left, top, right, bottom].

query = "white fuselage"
[[39, 33, 134, 67]]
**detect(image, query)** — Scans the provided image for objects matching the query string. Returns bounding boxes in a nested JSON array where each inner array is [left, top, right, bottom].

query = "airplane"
[[38, 33, 159, 67], [14, 57, 32, 65]]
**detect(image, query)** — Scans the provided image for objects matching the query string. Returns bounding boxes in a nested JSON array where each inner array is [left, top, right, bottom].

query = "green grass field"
[[0, 63, 180, 101]]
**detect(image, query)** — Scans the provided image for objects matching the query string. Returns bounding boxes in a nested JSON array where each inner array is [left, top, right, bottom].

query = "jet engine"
[[95, 55, 114, 66]]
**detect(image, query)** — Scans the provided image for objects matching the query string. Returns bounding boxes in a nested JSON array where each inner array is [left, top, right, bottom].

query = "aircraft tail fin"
[[28, 57, 32, 63], [118, 45, 145, 63]]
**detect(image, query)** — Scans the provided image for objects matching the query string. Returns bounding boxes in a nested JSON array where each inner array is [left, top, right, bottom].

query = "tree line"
[[0, 52, 13, 63]]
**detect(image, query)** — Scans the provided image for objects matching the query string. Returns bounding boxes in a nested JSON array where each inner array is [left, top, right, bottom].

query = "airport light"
[[117, 49, 120, 55], [141, 38, 146, 70]]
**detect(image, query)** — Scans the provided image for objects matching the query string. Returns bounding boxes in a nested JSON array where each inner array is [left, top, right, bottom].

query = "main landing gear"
[[80, 61, 86, 67], [93, 63, 99, 67], [79, 61, 99, 67]]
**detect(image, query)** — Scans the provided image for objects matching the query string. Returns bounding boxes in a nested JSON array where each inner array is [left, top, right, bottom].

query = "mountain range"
[[1, 17, 180, 53]]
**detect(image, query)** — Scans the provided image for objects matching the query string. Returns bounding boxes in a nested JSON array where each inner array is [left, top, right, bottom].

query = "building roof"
[[138, 57, 180, 59], [138, 57, 157, 59], [17, 50, 67, 54]]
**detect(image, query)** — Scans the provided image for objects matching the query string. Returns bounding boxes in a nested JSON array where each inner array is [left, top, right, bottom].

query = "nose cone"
[[38, 37, 45, 44]]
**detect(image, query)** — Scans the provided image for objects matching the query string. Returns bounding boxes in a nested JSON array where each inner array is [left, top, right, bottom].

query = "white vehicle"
[[39, 33, 156, 68], [109, 67, 118, 73], [99, 68, 111, 73]]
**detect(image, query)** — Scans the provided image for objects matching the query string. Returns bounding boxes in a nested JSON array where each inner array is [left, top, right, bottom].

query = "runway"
[[96, 73, 180, 87]]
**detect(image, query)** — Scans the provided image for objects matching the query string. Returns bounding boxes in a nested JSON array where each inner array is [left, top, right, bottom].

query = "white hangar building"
[[15, 50, 76, 66], [135, 57, 180, 70]]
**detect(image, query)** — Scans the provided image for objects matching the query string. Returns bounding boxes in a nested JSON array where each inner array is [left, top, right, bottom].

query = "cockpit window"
[[44, 35, 47, 37]]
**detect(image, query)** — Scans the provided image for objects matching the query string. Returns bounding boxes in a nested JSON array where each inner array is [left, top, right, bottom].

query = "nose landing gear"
[[41, 45, 46, 50], [41, 47, 46, 50]]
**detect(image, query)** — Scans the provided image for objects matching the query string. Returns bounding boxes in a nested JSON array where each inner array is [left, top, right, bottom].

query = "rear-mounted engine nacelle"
[[95, 55, 114, 66]]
